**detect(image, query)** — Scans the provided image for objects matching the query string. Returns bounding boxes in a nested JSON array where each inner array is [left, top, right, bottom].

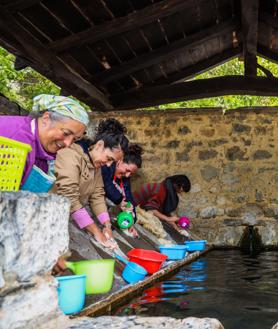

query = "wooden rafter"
[[95, 21, 239, 84], [2, 0, 40, 12], [241, 0, 259, 77], [259, 11, 278, 30], [150, 47, 241, 86], [14, 56, 33, 70], [257, 45, 278, 65], [0, 5, 112, 110], [48, 0, 209, 53], [111, 76, 278, 110]]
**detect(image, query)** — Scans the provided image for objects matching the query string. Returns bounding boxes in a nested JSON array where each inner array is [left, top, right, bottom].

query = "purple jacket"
[[0, 116, 55, 184]]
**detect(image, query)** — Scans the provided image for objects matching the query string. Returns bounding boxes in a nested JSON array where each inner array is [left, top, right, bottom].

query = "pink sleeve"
[[97, 212, 110, 225], [71, 208, 94, 229]]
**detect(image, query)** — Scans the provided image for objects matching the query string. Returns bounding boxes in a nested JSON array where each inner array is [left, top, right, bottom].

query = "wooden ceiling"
[[0, 0, 278, 111]]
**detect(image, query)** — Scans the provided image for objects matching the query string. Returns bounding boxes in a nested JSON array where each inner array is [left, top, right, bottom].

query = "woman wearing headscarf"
[[54, 118, 129, 247], [133, 175, 191, 238], [0, 94, 89, 191]]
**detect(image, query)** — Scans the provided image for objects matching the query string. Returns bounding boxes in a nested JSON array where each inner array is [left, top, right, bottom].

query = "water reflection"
[[116, 250, 278, 329]]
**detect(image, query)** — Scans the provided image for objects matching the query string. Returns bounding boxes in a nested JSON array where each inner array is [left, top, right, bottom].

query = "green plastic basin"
[[65, 259, 115, 294]]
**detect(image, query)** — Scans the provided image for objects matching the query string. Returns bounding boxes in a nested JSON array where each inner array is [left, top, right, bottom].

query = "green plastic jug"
[[65, 259, 115, 294], [117, 211, 134, 229], [116, 202, 134, 229]]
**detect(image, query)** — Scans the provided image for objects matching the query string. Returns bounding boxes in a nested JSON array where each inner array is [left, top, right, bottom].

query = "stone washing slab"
[[0, 191, 70, 283], [0, 276, 62, 329]]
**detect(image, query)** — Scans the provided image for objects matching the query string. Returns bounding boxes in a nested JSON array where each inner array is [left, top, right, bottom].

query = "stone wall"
[[89, 108, 278, 247]]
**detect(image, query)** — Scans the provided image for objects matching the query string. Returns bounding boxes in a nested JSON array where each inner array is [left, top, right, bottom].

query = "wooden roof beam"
[[96, 20, 239, 84], [48, 0, 209, 53], [0, 6, 112, 111], [150, 47, 241, 86], [257, 45, 278, 65], [241, 0, 259, 77], [14, 56, 34, 71], [111, 76, 278, 110]]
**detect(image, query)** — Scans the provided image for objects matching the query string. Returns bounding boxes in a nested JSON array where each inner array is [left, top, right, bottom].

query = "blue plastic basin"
[[159, 245, 188, 260], [184, 240, 207, 251], [122, 261, 148, 284], [56, 274, 86, 315]]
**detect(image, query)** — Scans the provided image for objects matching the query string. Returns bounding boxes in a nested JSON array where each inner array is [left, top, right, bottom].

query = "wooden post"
[[241, 0, 259, 77]]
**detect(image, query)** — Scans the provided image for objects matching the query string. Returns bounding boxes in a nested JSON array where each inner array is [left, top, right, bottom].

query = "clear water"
[[115, 250, 278, 329]]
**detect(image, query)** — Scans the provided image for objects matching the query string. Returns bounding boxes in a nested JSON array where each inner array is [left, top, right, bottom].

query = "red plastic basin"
[[127, 249, 168, 274]]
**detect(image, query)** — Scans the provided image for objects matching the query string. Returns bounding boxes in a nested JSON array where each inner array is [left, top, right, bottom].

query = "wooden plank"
[[159, 12, 185, 43], [241, 0, 259, 77], [0, 6, 112, 110], [96, 20, 238, 84], [40, 1, 91, 33], [14, 56, 33, 70], [74, 247, 212, 317], [14, 12, 53, 43], [3, 0, 40, 12], [140, 21, 168, 51], [257, 45, 278, 64], [123, 29, 152, 56], [259, 11, 278, 31], [149, 47, 241, 86], [111, 76, 278, 110], [48, 0, 210, 52]]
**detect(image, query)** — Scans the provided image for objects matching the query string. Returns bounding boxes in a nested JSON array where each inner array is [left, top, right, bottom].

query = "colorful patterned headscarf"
[[32, 94, 89, 126]]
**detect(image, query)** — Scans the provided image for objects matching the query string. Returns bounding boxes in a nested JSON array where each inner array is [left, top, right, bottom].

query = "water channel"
[[115, 250, 278, 329]]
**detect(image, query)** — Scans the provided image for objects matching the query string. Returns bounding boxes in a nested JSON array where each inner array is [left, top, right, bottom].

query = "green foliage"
[[1, 45, 278, 111], [0, 47, 60, 110], [149, 57, 278, 110]]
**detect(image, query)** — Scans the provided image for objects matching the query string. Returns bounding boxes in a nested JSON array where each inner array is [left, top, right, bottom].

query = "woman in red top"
[[133, 175, 191, 232]]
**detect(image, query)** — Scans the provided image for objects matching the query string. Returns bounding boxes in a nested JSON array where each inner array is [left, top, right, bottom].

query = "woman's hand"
[[128, 225, 139, 238], [86, 223, 107, 244], [103, 224, 113, 240], [166, 215, 180, 223], [52, 256, 67, 275], [120, 199, 133, 212], [93, 229, 108, 244]]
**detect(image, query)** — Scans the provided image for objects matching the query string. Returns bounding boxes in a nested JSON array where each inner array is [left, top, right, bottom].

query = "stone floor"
[[39, 316, 225, 329]]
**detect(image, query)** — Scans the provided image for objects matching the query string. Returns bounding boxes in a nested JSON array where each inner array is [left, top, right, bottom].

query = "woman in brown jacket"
[[54, 119, 128, 246]]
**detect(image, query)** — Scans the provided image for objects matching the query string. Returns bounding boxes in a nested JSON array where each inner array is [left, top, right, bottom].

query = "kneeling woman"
[[101, 144, 142, 237], [54, 119, 128, 247], [133, 175, 191, 237]]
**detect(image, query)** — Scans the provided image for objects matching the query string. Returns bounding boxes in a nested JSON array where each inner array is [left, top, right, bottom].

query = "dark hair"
[[168, 175, 191, 193], [123, 144, 143, 168], [78, 118, 129, 152]]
